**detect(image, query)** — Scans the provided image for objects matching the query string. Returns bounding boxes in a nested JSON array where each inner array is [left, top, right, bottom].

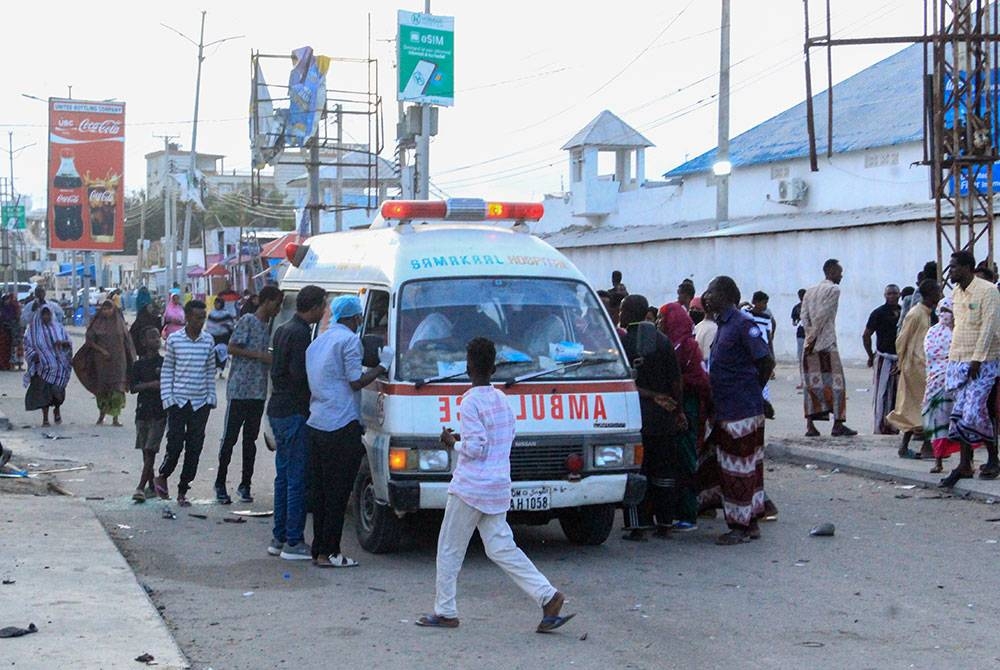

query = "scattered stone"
[[810, 523, 835, 537]]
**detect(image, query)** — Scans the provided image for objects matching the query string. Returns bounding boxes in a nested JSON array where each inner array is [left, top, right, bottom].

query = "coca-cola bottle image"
[[52, 149, 83, 241]]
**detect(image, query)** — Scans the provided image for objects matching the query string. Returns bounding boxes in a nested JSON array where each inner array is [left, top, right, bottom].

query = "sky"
[[2, 0, 924, 209]]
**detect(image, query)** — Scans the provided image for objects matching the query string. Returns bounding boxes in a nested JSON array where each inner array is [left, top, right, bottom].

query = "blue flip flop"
[[536, 612, 576, 633]]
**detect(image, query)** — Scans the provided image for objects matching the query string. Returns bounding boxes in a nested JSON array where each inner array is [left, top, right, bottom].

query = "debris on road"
[[41, 433, 72, 440], [222, 517, 246, 524], [231, 510, 273, 517], [46, 481, 74, 496], [810, 523, 835, 537], [161, 508, 176, 520], [188, 513, 208, 520], [134, 652, 155, 664], [2, 579, 14, 585], [33, 465, 89, 474], [0, 622, 37, 638], [242, 591, 254, 597]]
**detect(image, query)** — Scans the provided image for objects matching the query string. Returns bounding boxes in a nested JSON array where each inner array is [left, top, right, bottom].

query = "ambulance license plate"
[[510, 487, 550, 512]]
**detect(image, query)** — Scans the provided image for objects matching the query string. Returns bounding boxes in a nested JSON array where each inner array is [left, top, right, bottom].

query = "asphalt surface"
[[3, 350, 1000, 669]]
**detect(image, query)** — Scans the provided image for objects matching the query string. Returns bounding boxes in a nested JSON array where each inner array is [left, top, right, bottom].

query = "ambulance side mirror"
[[361, 334, 385, 368]]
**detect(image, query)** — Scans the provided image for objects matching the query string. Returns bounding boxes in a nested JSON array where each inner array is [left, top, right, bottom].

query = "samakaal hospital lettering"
[[409, 254, 569, 270]]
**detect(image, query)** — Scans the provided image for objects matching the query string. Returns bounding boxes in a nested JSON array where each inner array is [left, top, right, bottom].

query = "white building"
[[536, 44, 949, 363]]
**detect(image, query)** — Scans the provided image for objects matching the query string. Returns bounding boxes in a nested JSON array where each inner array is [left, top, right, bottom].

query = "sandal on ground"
[[415, 614, 460, 628], [716, 530, 752, 545], [831, 425, 858, 437], [929, 464, 944, 474], [537, 592, 575, 633], [979, 463, 1000, 480], [898, 448, 919, 459], [762, 499, 779, 521], [938, 469, 974, 488], [747, 522, 761, 540], [132, 489, 146, 503], [805, 427, 821, 437], [328, 553, 358, 568]]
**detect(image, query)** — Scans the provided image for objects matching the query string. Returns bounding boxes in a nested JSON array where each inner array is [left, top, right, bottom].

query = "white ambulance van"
[[277, 199, 645, 553]]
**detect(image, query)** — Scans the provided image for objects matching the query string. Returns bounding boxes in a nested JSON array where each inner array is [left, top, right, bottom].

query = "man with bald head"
[[863, 283, 902, 435]]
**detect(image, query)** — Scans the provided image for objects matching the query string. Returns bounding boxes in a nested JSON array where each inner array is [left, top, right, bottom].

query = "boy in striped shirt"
[[416, 337, 574, 633], [153, 300, 217, 507]]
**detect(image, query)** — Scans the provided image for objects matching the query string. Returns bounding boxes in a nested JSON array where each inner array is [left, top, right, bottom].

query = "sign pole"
[[416, 0, 432, 200]]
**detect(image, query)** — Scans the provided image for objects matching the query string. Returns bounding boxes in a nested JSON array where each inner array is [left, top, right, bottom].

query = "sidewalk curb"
[[766, 441, 998, 502]]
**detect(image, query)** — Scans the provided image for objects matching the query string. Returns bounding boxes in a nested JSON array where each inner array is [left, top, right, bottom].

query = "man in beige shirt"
[[940, 250, 1000, 487], [800, 259, 857, 437]]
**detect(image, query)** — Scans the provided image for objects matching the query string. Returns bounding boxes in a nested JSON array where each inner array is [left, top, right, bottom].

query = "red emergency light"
[[285, 242, 310, 268], [380, 199, 544, 222]]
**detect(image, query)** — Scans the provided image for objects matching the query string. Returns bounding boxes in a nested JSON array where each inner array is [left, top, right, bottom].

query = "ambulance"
[[277, 198, 645, 553]]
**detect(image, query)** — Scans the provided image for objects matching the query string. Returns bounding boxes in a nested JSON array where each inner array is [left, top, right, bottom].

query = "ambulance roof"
[[281, 223, 588, 288]]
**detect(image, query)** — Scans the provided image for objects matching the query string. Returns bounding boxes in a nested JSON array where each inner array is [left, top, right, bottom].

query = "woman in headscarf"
[[0, 293, 18, 371], [130, 298, 162, 353], [23, 306, 72, 426], [73, 300, 136, 426], [658, 302, 712, 531], [161, 289, 185, 340], [923, 297, 960, 474]]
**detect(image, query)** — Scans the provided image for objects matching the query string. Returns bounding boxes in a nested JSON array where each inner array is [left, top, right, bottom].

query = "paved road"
[[3, 349, 1000, 669]]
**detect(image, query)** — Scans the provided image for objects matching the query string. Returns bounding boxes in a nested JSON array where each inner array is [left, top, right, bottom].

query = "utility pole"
[[308, 138, 321, 236], [335, 104, 344, 232], [162, 13, 242, 284], [415, 0, 432, 200], [137, 192, 147, 280], [155, 134, 179, 291], [715, 0, 731, 225], [2, 132, 34, 292]]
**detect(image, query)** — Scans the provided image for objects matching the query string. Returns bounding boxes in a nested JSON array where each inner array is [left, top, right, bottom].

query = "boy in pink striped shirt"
[[416, 337, 575, 633]]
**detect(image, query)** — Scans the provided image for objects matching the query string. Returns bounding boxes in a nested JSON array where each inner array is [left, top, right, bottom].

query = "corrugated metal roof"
[[561, 110, 655, 150], [665, 44, 924, 177], [540, 202, 938, 249]]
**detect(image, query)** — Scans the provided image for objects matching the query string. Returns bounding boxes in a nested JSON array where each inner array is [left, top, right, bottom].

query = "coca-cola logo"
[[79, 118, 121, 135], [89, 190, 115, 206], [54, 192, 81, 206]]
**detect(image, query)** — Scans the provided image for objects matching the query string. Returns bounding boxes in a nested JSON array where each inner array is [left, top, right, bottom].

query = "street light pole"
[[715, 0, 732, 225], [415, 0, 432, 200]]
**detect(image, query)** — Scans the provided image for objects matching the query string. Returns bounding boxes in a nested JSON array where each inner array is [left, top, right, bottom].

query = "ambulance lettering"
[[437, 393, 609, 425]]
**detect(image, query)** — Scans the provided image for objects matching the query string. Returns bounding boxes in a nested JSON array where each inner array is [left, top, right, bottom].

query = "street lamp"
[[712, 160, 732, 177]]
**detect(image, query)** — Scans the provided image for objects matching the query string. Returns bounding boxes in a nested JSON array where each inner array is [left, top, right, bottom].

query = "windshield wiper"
[[504, 356, 619, 388], [413, 360, 523, 389]]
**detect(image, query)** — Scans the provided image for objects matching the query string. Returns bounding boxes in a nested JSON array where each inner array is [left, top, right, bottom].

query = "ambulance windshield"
[[397, 278, 629, 382]]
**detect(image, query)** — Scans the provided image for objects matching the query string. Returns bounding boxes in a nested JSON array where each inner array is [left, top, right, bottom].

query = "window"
[[362, 290, 390, 343], [397, 277, 628, 383]]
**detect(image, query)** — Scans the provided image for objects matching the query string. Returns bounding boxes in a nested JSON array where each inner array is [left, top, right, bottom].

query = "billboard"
[[47, 98, 125, 251], [397, 11, 454, 106]]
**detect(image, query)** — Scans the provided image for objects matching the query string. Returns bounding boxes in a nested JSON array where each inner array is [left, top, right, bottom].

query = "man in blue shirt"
[[700, 276, 775, 545], [305, 295, 393, 568]]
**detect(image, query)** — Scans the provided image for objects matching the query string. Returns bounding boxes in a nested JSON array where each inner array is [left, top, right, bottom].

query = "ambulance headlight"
[[593, 445, 625, 468], [418, 449, 450, 472]]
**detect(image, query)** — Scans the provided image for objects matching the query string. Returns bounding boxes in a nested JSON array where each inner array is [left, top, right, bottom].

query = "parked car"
[[76, 287, 101, 306], [14, 282, 36, 303]]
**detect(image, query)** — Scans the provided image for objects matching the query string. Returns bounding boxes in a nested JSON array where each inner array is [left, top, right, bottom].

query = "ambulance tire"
[[558, 504, 616, 546], [353, 458, 403, 554]]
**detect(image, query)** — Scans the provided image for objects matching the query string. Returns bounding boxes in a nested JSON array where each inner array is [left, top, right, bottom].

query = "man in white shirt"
[[305, 295, 392, 568], [153, 300, 216, 507], [415, 337, 574, 633]]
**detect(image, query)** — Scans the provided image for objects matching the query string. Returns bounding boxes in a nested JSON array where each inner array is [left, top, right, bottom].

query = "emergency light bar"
[[380, 199, 544, 222]]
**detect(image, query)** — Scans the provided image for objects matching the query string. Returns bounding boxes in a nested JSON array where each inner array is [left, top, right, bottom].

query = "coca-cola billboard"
[[47, 98, 125, 250]]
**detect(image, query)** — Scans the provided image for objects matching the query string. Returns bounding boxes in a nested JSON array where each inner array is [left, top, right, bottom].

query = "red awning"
[[260, 233, 301, 260], [203, 263, 229, 277]]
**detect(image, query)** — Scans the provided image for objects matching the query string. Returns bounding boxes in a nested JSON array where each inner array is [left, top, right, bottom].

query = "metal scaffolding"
[[803, 0, 1000, 277]]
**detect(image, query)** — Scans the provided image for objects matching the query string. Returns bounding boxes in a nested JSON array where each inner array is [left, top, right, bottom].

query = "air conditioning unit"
[[777, 178, 808, 205]]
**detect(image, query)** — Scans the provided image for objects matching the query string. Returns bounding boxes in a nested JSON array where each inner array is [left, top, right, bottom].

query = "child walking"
[[130, 327, 166, 502], [416, 337, 575, 633]]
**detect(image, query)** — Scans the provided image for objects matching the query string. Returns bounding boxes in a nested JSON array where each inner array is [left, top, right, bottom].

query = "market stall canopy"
[[203, 263, 229, 277], [187, 265, 205, 278], [260, 233, 301, 259]]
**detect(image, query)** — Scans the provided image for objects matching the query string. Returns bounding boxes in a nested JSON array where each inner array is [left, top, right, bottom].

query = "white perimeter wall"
[[556, 218, 964, 364], [535, 142, 929, 235]]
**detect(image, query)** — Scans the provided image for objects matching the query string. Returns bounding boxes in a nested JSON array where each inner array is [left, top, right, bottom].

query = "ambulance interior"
[[396, 277, 629, 382]]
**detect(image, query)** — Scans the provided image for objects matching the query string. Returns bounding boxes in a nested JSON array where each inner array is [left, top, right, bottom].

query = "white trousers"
[[434, 494, 557, 619]]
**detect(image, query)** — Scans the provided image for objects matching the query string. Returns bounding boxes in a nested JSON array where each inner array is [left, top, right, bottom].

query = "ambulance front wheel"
[[558, 504, 616, 546], [353, 458, 403, 554]]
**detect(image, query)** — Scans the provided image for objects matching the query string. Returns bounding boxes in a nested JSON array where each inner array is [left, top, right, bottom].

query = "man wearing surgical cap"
[[304, 294, 394, 568]]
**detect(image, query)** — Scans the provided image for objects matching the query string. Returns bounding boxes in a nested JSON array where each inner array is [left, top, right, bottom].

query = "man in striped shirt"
[[153, 300, 217, 507], [416, 338, 574, 633]]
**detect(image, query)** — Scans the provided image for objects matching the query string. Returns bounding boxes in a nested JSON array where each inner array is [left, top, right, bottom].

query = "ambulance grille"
[[509, 444, 575, 481]]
